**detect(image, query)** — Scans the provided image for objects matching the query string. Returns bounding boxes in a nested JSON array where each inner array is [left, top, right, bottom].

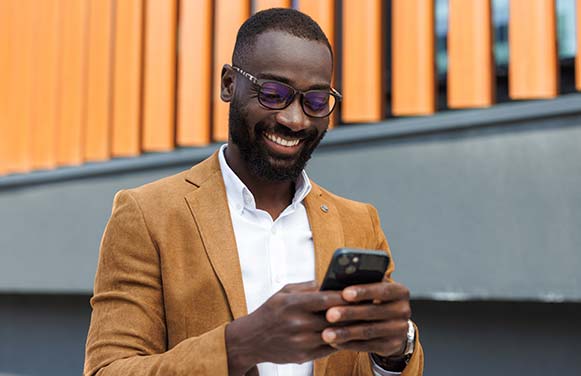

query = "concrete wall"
[[1, 94, 581, 375]]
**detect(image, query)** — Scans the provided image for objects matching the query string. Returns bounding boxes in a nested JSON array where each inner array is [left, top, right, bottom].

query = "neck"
[[225, 143, 296, 219]]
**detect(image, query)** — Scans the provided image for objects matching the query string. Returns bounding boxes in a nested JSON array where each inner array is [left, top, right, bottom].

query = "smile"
[[263, 132, 301, 147]]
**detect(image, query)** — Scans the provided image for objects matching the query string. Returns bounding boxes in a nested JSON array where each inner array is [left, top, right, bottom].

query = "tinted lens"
[[304, 91, 335, 117], [259, 82, 294, 109]]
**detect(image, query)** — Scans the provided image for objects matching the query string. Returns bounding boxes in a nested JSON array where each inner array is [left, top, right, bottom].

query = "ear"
[[220, 64, 235, 103]]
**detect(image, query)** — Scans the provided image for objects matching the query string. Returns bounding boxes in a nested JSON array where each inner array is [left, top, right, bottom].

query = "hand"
[[320, 281, 411, 358], [225, 281, 346, 375]]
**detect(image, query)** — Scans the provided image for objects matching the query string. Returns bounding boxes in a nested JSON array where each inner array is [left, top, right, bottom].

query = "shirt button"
[[271, 226, 277, 234]]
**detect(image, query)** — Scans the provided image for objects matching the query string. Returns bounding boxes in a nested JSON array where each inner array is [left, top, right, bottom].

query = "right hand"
[[225, 281, 346, 375]]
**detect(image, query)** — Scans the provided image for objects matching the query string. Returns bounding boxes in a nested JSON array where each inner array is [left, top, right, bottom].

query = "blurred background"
[[1, 0, 581, 375]]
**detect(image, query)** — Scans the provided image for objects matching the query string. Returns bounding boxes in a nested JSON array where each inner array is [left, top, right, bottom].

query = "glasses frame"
[[231, 65, 342, 118]]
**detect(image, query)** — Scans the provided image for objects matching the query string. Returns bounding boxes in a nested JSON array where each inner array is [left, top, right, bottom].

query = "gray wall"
[[1, 94, 581, 375]]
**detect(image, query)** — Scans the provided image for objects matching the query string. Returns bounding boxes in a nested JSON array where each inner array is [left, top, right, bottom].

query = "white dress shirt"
[[218, 145, 400, 376]]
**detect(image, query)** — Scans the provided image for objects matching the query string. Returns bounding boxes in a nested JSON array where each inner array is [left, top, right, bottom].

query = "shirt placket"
[[268, 217, 287, 295]]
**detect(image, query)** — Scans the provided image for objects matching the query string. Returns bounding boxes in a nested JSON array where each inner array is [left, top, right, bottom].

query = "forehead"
[[244, 30, 333, 88]]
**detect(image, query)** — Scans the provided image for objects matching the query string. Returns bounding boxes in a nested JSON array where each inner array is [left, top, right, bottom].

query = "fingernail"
[[327, 309, 341, 322], [323, 330, 336, 342], [344, 289, 357, 300]]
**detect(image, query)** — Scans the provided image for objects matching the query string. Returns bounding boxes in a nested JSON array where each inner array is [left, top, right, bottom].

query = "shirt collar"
[[218, 144, 312, 214]]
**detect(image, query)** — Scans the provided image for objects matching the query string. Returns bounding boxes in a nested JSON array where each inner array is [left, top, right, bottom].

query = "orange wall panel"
[[177, 0, 213, 146], [299, 0, 337, 128], [391, 0, 435, 116], [0, 0, 14, 175], [84, 0, 114, 162], [142, 0, 178, 152], [6, 0, 35, 173], [509, 0, 558, 99], [212, 0, 250, 141], [447, 0, 494, 109], [30, 0, 60, 170], [254, 0, 291, 12], [112, 0, 143, 157], [342, 0, 383, 122], [56, 0, 89, 166]]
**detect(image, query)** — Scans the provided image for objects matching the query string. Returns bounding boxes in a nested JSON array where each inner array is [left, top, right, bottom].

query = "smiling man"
[[84, 8, 423, 376]]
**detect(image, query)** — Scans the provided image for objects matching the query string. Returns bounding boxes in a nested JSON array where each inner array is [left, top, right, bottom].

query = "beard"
[[228, 99, 326, 182]]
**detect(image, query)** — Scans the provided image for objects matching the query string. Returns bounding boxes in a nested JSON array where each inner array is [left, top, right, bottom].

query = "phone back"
[[320, 248, 390, 291]]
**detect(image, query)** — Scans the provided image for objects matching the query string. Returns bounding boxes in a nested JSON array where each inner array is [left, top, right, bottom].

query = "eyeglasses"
[[231, 65, 342, 118]]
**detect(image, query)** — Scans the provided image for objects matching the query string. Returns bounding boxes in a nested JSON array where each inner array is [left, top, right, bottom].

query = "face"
[[225, 31, 333, 182]]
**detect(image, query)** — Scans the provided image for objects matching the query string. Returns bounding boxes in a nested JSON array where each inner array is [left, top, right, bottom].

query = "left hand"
[[320, 281, 411, 358]]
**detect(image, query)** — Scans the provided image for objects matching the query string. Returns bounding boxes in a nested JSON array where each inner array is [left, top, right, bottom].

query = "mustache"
[[255, 122, 318, 141]]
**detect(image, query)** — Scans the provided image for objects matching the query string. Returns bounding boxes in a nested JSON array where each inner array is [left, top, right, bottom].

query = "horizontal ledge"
[[1, 287, 581, 303], [412, 291, 581, 304], [2, 93, 581, 191]]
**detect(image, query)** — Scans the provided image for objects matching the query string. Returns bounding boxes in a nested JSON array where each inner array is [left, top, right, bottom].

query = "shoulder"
[[114, 170, 191, 212], [116, 152, 221, 212]]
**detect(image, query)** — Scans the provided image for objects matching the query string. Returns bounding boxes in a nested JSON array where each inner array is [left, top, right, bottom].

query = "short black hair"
[[232, 8, 333, 67]]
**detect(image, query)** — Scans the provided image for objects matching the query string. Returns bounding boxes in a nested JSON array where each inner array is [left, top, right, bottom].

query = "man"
[[84, 8, 423, 376]]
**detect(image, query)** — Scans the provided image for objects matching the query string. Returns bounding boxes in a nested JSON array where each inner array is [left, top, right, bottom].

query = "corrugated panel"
[[254, 0, 291, 12], [212, 0, 250, 141], [111, 0, 143, 157], [0, 0, 14, 175], [299, 0, 337, 128], [509, 0, 558, 99], [142, 0, 178, 152], [177, 0, 213, 147], [447, 0, 494, 109], [30, 0, 60, 171], [342, 0, 383, 122], [56, 0, 89, 166], [391, 0, 435, 116], [84, 0, 114, 162], [7, 0, 35, 173]]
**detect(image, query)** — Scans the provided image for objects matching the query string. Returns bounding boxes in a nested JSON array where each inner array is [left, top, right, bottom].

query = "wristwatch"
[[372, 320, 416, 372]]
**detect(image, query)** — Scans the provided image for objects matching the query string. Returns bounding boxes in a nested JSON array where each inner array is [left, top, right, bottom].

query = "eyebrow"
[[256, 72, 331, 91]]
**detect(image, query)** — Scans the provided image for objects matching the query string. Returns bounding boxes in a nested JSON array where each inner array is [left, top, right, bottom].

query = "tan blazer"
[[84, 152, 424, 376]]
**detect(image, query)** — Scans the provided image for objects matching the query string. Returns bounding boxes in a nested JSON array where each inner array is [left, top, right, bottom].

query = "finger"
[[289, 331, 330, 347], [281, 281, 319, 293], [321, 320, 407, 345], [295, 291, 346, 312], [284, 314, 332, 332], [328, 337, 405, 358], [326, 300, 411, 323], [342, 282, 410, 303]]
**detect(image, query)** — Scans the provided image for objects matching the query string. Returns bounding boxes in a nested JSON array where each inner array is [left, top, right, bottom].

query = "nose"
[[275, 96, 309, 132]]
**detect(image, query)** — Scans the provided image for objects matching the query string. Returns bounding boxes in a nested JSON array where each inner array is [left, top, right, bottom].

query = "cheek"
[[247, 103, 276, 131], [314, 121, 329, 135]]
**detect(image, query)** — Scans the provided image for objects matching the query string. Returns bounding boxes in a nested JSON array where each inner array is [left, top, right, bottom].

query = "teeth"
[[264, 132, 300, 147]]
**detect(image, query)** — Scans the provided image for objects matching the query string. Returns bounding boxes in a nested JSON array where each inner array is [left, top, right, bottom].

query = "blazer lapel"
[[304, 183, 345, 376], [184, 153, 248, 320]]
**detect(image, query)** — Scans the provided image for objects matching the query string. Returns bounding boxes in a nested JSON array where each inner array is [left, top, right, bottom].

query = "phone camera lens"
[[338, 255, 350, 266], [345, 265, 357, 274]]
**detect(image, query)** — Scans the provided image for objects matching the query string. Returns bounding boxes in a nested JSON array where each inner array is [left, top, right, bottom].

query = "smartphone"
[[320, 248, 390, 291]]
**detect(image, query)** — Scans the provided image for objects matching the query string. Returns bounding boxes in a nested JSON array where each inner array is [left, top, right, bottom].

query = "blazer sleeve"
[[84, 190, 229, 376], [350, 205, 424, 376]]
